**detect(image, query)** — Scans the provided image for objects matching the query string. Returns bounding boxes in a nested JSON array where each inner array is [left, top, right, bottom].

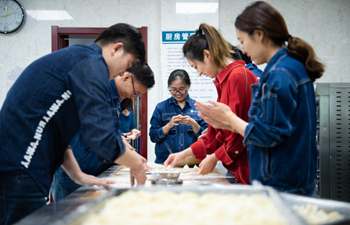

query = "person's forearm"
[[162, 123, 172, 135], [114, 147, 142, 169], [61, 149, 83, 182], [231, 115, 248, 136], [182, 148, 201, 166], [192, 122, 200, 134], [184, 155, 201, 166]]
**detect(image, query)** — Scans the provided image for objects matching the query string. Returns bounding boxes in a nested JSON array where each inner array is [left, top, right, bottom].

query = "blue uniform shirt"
[[149, 96, 207, 163], [119, 111, 136, 133], [0, 44, 125, 194], [244, 48, 317, 195], [51, 80, 121, 200]]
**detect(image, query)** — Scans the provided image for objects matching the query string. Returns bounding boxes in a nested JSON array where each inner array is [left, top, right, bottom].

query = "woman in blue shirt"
[[119, 98, 136, 134], [150, 69, 207, 164], [196, 1, 324, 195]]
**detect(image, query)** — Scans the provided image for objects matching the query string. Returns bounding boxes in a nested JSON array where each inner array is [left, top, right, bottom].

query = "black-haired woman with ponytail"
[[196, 1, 324, 195]]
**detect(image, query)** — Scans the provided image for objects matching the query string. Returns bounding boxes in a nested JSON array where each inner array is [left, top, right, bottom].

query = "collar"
[[169, 95, 191, 106], [261, 48, 287, 79], [109, 80, 120, 102], [90, 43, 110, 82], [90, 43, 103, 55], [215, 60, 245, 85]]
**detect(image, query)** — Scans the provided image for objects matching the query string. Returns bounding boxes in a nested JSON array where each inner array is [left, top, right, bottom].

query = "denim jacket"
[[149, 96, 207, 163], [246, 63, 263, 78], [0, 44, 124, 194], [244, 48, 317, 195]]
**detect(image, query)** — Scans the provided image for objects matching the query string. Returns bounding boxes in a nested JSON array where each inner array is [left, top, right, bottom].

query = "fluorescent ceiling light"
[[26, 10, 73, 21], [176, 2, 218, 14]]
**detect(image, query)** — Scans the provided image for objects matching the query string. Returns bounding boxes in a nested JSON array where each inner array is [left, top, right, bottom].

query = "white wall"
[[0, 0, 162, 160], [1, 0, 350, 161], [219, 0, 350, 83], [0, 0, 161, 107]]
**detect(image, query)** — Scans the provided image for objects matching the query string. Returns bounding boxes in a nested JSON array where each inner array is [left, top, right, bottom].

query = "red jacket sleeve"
[[191, 66, 256, 166], [191, 65, 257, 166], [215, 67, 257, 166], [191, 125, 224, 160]]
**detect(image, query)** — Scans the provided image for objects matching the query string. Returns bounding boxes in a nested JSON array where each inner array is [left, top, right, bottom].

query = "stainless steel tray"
[[281, 193, 350, 225], [55, 185, 350, 225]]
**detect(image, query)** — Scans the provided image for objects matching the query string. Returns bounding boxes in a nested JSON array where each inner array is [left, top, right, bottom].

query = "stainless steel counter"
[[14, 166, 121, 225], [14, 165, 231, 225]]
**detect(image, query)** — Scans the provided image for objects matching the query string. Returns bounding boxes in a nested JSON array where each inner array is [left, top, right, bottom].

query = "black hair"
[[168, 69, 191, 87], [183, 23, 232, 68], [120, 98, 133, 111], [227, 43, 252, 64], [235, 1, 324, 81], [95, 23, 145, 64], [127, 63, 155, 88]]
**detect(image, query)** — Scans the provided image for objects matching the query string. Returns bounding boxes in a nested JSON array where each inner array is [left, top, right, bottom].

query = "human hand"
[[178, 115, 200, 133], [130, 157, 148, 186], [198, 153, 218, 175], [163, 115, 184, 135], [168, 114, 184, 128], [164, 148, 199, 167], [114, 140, 148, 185], [124, 129, 141, 142], [75, 173, 115, 187], [125, 140, 148, 185], [164, 151, 187, 168], [195, 101, 236, 132]]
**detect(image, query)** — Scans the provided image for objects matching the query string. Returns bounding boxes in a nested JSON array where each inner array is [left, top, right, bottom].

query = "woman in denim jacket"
[[196, 1, 324, 195]]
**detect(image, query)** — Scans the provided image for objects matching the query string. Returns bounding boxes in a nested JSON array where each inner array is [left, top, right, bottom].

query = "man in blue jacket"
[[0, 23, 148, 225], [52, 64, 155, 201]]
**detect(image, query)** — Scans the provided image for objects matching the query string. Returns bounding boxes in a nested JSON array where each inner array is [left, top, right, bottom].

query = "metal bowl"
[[147, 171, 181, 180]]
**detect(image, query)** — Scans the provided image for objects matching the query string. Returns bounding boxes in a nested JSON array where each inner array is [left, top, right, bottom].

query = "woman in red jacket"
[[164, 23, 257, 184]]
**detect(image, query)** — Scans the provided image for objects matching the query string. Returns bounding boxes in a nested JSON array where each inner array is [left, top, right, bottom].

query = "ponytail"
[[235, 1, 324, 81], [287, 36, 325, 81], [199, 24, 231, 68], [183, 23, 231, 68]]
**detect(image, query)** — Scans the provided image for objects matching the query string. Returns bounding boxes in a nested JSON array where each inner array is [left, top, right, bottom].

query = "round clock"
[[0, 0, 25, 34]]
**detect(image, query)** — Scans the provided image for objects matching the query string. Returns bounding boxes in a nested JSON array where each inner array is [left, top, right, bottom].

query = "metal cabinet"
[[317, 83, 350, 202]]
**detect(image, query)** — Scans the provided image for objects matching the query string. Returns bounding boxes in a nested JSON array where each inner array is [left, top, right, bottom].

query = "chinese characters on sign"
[[161, 31, 217, 102]]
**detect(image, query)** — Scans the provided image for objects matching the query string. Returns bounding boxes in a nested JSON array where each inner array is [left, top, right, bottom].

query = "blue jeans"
[[51, 148, 111, 202], [0, 172, 47, 225], [51, 169, 80, 202]]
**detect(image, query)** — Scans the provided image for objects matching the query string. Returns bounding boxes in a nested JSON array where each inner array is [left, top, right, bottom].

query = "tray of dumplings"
[[59, 184, 350, 225]]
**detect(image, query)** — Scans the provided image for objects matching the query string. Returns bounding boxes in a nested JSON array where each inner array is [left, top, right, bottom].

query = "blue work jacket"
[[244, 48, 317, 195], [149, 96, 207, 163], [0, 44, 124, 194]]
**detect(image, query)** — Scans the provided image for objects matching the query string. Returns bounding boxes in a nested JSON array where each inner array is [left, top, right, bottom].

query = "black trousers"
[[0, 172, 47, 225]]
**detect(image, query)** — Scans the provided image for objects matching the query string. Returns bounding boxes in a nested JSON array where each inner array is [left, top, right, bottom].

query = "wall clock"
[[0, 0, 25, 34]]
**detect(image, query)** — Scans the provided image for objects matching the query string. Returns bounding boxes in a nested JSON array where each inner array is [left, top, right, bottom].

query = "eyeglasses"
[[130, 75, 142, 97], [130, 75, 137, 96], [168, 87, 188, 94]]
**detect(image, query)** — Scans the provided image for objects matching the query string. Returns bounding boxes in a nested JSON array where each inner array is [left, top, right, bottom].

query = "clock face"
[[0, 0, 25, 34]]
